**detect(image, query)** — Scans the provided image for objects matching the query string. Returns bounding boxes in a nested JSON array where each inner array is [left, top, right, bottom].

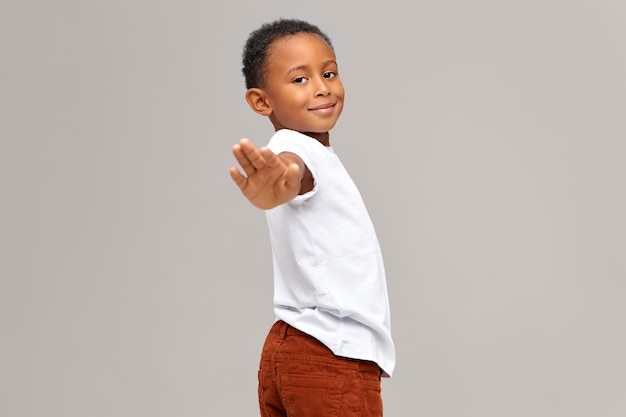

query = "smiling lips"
[[309, 102, 336, 114]]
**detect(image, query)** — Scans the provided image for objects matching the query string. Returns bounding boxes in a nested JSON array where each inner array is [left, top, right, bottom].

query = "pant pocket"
[[258, 369, 270, 417], [280, 373, 344, 417], [360, 379, 383, 417]]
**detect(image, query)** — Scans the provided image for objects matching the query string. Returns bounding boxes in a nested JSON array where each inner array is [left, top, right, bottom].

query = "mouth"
[[309, 102, 336, 113]]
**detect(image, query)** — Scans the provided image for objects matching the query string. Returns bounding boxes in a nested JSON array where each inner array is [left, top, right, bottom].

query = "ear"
[[245, 88, 272, 116]]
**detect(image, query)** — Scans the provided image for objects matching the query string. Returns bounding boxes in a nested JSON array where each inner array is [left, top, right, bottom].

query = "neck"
[[272, 125, 331, 147], [302, 131, 330, 147]]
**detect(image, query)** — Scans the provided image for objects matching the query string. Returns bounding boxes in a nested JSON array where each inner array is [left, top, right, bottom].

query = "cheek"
[[335, 85, 345, 100], [279, 89, 307, 107]]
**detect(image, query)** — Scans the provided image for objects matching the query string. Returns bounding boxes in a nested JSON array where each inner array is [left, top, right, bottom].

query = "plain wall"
[[1, 1, 625, 416]]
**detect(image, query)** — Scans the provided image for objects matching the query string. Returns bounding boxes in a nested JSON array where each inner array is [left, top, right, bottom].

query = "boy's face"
[[261, 33, 344, 138]]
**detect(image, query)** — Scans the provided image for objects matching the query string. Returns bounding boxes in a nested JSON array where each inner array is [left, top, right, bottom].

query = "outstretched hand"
[[230, 138, 302, 210]]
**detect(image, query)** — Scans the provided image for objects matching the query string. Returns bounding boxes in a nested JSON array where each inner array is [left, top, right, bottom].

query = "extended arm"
[[230, 138, 312, 210]]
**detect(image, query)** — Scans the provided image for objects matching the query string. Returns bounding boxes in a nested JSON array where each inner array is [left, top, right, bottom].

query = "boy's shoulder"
[[271, 129, 312, 142], [268, 129, 316, 149]]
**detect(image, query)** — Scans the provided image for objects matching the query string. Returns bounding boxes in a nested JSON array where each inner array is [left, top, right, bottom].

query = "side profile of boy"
[[230, 18, 395, 417]]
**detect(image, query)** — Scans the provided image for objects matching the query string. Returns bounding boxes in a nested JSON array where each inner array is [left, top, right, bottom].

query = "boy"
[[230, 18, 395, 416]]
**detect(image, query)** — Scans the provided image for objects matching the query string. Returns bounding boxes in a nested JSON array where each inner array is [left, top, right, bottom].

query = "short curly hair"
[[242, 18, 334, 89]]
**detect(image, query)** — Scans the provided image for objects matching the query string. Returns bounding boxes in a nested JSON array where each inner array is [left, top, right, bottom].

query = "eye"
[[323, 71, 337, 79], [293, 76, 308, 84]]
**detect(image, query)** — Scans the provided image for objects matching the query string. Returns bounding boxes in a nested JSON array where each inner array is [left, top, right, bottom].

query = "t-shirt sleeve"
[[266, 130, 319, 200], [266, 130, 313, 167]]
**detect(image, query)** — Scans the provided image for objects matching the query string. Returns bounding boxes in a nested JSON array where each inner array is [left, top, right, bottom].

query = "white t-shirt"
[[265, 129, 396, 377]]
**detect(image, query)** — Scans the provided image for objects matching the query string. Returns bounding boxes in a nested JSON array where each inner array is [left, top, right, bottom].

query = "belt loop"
[[277, 319, 289, 341]]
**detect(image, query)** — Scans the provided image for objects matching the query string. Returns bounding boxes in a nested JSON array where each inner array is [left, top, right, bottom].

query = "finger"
[[232, 143, 257, 177], [259, 147, 283, 169], [241, 141, 268, 171], [229, 166, 247, 190]]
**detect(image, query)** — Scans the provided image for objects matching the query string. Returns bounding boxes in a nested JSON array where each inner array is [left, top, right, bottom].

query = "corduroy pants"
[[258, 320, 384, 417]]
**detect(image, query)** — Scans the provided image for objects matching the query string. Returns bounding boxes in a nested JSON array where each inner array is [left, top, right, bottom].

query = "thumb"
[[285, 163, 301, 191]]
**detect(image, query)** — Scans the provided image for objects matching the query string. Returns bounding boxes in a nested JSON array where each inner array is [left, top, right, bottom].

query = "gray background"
[[1, 0, 625, 416]]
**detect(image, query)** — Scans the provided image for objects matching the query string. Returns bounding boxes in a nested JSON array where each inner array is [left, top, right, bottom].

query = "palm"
[[230, 139, 300, 209]]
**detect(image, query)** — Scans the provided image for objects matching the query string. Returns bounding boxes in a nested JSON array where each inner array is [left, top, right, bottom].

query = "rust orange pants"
[[258, 320, 384, 417]]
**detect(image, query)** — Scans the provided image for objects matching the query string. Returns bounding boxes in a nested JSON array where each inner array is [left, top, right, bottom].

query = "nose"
[[314, 77, 331, 97]]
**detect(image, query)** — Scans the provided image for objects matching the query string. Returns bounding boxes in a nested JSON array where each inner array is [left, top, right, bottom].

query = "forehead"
[[266, 33, 336, 70]]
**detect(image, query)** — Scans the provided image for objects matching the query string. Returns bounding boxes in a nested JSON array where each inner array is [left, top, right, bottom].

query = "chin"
[[309, 122, 339, 133]]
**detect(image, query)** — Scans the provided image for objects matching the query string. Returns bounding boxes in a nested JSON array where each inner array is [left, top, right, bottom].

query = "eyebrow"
[[287, 60, 337, 75]]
